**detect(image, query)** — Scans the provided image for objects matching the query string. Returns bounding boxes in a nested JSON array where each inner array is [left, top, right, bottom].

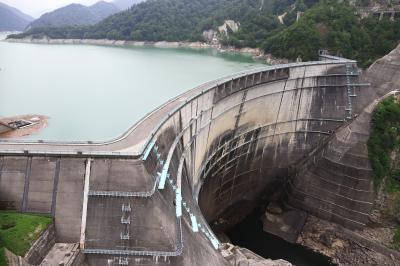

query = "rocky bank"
[[4, 36, 288, 65]]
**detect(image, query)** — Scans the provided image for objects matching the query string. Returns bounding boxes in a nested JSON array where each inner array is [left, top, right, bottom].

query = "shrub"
[[393, 225, 400, 250], [368, 97, 400, 189]]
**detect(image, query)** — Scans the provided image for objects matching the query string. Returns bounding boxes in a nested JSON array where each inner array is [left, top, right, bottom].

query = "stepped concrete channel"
[[2, 50, 397, 265]]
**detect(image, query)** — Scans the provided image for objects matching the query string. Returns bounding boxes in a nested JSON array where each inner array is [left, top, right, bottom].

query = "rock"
[[202, 29, 218, 44], [266, 202, 283, 215], [218, 20, 240, 35], [220, 245, 292, 266], [262, 207, 307, 243], [319, 233, 331, 247], [263, 53, 289, 65]]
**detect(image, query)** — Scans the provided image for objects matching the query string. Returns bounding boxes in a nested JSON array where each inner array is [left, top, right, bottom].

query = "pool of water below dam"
[[225, 209, 335, 266]]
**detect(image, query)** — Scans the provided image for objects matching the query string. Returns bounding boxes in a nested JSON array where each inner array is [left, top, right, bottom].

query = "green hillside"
[[0, 211, 52, 266], [9, 0, 400, 67]]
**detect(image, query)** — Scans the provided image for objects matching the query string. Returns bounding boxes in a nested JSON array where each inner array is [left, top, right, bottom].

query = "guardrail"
[[0, 58, 355, 159], [2, 56, 359, 258]]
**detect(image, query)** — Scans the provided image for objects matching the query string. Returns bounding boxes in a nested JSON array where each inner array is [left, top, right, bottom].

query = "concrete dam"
[[1, 51, 395, 265]]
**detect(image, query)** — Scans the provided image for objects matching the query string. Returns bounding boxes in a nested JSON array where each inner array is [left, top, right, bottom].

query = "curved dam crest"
[[1, 47, 399, 265]]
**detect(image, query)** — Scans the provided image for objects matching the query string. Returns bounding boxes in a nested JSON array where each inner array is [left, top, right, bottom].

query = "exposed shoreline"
[[5, 37, 289, 65], [0, 114, 48, 139], [298, 215, 400, 265]]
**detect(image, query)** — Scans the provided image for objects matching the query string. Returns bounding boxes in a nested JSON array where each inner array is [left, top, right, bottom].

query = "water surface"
[[227, 210, 335, 266], [0, 33, 264, 141]]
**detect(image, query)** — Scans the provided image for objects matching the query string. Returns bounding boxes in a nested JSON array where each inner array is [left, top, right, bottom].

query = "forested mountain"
[[15, 0, 291, 41], [0, 2, 33, 31], [27, 1, 120, 29], [10, 0, 400, 67], [88, 0, 281, 41], [113, 0, 145, 10], [262, 1, 400, 67]]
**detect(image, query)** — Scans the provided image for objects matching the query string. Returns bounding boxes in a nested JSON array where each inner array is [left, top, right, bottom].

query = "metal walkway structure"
[[0, 54, 379, 266]]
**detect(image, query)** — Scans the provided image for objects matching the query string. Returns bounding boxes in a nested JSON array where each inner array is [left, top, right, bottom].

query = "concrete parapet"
[[4, 249, 31, 266], [24, 223, 56, 265], [0, 55, 389, 265]]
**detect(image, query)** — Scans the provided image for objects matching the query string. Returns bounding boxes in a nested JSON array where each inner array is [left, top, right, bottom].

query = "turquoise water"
[[0, 34, 264, 141]]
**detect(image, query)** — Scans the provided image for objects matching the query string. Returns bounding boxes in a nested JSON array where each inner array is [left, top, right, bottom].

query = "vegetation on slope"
[[368, 97, 400, 188], [263, 2, 400, 67], [393, 225, 400, 250], [0, 245, 5, 266], [15, 0, 278, 42], [8, 0, 400, 67], [10, 0, 311, 43], [368, 97, 400, 250], [0, 211, 52, 266]]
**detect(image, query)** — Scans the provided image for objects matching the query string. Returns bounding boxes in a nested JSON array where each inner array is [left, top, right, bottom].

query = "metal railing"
[[2, 56, 363, 260], [0, 58, 356, 158]]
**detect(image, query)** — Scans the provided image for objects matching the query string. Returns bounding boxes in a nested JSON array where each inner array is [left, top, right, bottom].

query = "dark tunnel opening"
[[224, 207, 335, 266], [198, 176, 336, 266]]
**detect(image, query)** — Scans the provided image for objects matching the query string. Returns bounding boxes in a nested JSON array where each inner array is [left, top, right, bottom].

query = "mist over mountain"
[[0, 2, 33, 31], [28, 1, 120, 29], [113, 0, 145, 10]]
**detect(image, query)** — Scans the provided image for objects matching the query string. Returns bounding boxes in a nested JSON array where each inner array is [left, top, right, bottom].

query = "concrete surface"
[[1, 53, 397, 265]]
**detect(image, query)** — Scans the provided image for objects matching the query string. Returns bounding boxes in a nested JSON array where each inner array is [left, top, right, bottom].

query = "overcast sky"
[[2, 0, 112, 18]]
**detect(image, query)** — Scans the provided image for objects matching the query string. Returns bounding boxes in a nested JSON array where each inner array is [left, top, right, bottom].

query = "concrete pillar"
[[21, 157, 32, 212], [79, 158, 92, 249], [51, 159, 61, 217]]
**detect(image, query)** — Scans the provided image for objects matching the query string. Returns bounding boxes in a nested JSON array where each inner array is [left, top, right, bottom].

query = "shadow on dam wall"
[[195, 60, 374, 230], [0, 54, 388, 265], [225, 208, 335, 266]]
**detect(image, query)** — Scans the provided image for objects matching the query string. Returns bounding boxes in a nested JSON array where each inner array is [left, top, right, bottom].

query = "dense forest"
[[263, 2, 400, 67], [368, 97, 400, 249], [9, 0, 400, 67]]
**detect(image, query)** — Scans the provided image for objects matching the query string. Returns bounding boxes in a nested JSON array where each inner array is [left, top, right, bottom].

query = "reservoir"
[[0, 33, 264, 141]]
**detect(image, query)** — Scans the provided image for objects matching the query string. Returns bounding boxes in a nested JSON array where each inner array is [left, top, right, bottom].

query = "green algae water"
[[0, 33, 264, 141]]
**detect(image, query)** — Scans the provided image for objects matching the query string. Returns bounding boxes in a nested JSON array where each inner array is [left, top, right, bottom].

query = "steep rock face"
[[0, 2, 33, 31], [202, 20, 240, 44], [28, 1, 119, 29], [364, 43, 400, 98], [218, 20, 240, 35], [288, 108, 375, 229], [288, 43, 400, 230]]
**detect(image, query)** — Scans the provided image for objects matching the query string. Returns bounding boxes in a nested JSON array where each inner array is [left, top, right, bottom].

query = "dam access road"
[[1, 48, 400, 265]]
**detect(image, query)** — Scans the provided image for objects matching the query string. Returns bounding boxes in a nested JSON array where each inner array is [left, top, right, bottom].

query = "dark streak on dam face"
[[0, 55, 383, 265]]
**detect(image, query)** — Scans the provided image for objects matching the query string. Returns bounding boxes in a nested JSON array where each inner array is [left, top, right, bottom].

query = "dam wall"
[[0, 156, 86, 242], [0, 57, 377, 265], [288, 44, 400, 229], [288, 107, 375, 229]]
